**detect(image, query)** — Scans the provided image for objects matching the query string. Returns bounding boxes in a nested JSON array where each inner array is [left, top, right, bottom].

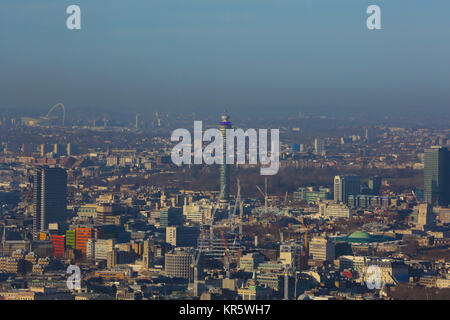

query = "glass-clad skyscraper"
[[33, 166, 67, 239], [424, 146, 450, 206]]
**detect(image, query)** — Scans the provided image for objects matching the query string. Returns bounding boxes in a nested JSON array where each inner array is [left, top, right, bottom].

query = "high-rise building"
[[32, 167, 67, 239], [142, 240, 152, 269], [365, 127, 370, 141], [66, 143, 78, 156], [314, 138, 325, 155], [368, 176, 382, 195], [86, 238, 95, 261], [166, 226, 200, 247], [219, 114, 231, 200], [416, 203, 434, 230], [160, 207, 183, 228], [53, 144, 66, 157], [39, 144, 53, 157], [424, 146, 450, 206], [334, 175, 361, 203]]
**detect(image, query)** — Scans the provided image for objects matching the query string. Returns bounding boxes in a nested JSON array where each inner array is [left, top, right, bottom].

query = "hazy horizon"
[[1, 0, 450, 118]]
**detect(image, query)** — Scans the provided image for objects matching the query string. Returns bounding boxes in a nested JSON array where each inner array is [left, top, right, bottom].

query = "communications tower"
[[219, 114, 231, 201]]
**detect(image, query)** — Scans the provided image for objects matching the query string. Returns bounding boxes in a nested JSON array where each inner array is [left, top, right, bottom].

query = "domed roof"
[[348, 231, 370, 239]]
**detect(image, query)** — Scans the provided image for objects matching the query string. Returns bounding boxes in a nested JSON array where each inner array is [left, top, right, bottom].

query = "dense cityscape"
[[2, 1, 450, 310], [0, 108, 449, 301]]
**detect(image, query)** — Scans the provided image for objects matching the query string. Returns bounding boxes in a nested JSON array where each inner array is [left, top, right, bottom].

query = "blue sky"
[[1, 0, 450, 117]]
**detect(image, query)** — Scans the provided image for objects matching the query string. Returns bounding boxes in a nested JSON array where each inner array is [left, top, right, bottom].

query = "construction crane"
[[208, 204, 218, 254], [256, 177, 269, 217], [230, 234, 242, 271], [224, 179, 244, 270], [191, 200, 218, 297], [220, 229, 231, 278], [230, 178, 244, 241], [237, 178, 243, 240], [190, 245, 203, 297]]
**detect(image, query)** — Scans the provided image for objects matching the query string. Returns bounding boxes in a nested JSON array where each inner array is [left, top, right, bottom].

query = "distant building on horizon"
[[314, 138, 325, 155]]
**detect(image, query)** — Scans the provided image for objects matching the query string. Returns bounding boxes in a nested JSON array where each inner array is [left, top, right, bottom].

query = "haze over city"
[[1, 0, 450, 118]]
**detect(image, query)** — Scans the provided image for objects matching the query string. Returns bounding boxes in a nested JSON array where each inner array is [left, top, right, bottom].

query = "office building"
[[142, 240, 152, 269], [368, 176, 382, 195], [160, 207, 183, 228], [319, 202, 351, 219], [293, 186, 332, 204], [65, 230, 76, 249], [66, 143, 78, 156], [87, 239, 115, 261], [314, 138, 325, 155], [95, 204, 124, 225], [239, 252, 265, 272], [416, 203, 434, 230], [334, 175, 361, 203], [95, 239, 115, 261], [309, 237, 335, 262], [437, 207, 450, 224], [39, 144, 53, 157], [424, 146, 450, 206], [77, 204, 97, 219], [50, 235, 65, 258], [32, 167, 67, 239], [166, 226, 200, 247], [75, 227, 92, 258], [347, 195, 394, 209], [53, 144, 66, 156], [164, 249, 194, 279], [279, 243, 307, 270]]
